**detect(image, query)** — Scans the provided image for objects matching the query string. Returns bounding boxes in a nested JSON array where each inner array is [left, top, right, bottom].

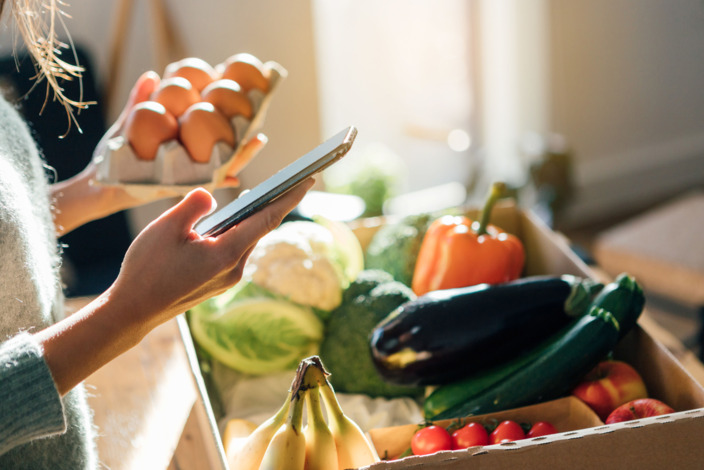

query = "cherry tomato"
[[489, 420, 525, 444], [451, 422, 489, 449], [526, 421, 558, 438], [411, 425, 452, 455]]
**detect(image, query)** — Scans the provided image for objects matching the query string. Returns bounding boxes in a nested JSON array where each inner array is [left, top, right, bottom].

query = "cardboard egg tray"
[[93, 59, 287, 198]]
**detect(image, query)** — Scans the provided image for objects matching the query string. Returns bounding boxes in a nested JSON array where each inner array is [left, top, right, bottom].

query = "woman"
[[0, 1, 312, 467]]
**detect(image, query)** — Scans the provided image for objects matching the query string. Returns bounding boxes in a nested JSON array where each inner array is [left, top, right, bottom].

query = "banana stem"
[[288, 356, 329, 432], [291, 356, 330, 396], [319, 378, 345, 428], [306, 388, 326, 427], [289, 388, 305, 432], [269, 390, 292, 427]]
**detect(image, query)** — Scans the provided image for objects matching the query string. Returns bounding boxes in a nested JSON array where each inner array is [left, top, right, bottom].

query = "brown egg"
[[179, 102, 236, 163], [202, 79, 253, 119], [150, 77, 201, 117], [124, 101, 179, 161], [163, 57, 217, 93], [220, 53, 269, 93]]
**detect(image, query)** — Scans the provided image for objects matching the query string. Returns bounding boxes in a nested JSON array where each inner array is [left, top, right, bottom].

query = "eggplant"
[[369, 275, 602, 387]]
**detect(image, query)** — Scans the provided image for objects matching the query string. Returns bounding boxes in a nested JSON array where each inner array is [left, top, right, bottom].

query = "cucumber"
[[423, 274, 645, 418], [430, 307, 620, 420], [423, 325, 568, 419], [591, 273, 645, 339], [369, 275, 602, 386]]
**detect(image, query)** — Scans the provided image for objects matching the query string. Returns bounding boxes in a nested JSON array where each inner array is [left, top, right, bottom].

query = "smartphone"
[[195, 126, 358, 237]]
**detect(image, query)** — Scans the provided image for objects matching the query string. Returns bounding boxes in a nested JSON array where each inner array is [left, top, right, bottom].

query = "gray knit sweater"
[[0, 95, 97, 468]]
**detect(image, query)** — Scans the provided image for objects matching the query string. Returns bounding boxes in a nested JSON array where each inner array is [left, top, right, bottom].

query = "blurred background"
[[1, 0, 703, 298]]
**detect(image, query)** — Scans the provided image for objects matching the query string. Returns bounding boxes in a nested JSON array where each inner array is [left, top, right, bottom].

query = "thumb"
[[127, 71, 161, 108], [94, 71, 161, 161], [226, 133, 268, 178], [160, 188, 217, 235], [116, 71, 161, 126]]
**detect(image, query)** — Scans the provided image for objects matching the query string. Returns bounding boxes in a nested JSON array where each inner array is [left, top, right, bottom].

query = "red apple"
[[571, 360, 648, 421], [605, 398, 675, 424]]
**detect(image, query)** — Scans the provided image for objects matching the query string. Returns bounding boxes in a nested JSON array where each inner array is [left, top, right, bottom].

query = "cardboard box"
[[368, 396, 605, 461], [177, 202, 704, 469]]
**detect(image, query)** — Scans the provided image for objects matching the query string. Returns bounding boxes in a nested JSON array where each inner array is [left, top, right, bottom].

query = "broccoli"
[[319, 270, 424, 399], [364, 213, 434, 287], [341, 269, 394, 303]]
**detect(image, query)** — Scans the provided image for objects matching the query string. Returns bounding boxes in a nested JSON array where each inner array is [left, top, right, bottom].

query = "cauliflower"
[[244, 221, 349, 311]]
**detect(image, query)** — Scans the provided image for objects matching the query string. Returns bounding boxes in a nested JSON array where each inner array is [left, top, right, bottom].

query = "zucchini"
[[423, 325, 567, 419], [591, 273, 644, 339], [423, 274, 645, 418], [430, 307, 620, 420], [369, 275, 602, 386]]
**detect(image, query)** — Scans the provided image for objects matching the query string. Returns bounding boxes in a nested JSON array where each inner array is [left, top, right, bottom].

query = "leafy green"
[[364, 214, 434, 287], [188, 285, 323, 375], [312, 215, 364, 285]]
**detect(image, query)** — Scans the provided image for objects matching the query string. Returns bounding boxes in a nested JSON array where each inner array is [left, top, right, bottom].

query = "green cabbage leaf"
[[188, 282, 324, 375]]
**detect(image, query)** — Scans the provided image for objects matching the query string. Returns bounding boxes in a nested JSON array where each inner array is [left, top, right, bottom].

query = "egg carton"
[[93, 60, 287, 198]]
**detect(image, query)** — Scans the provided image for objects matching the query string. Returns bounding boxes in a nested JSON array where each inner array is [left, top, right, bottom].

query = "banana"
[[303, 387, 338, 470], [228, 391, 292, 470], [228, 356, 376, 470], [223, 418, 258, 463], [320, 379, 380, 470], [258, 388, 307, 470]]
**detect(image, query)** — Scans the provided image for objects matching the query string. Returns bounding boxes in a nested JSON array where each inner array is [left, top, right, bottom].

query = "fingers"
[[227, 244, 257, 284], [218, 177, 314, 248], [158, 187, 216, 237], [221, 133, 269, 186], [114, 71, 161, 129], [127, 71, 161, 110]]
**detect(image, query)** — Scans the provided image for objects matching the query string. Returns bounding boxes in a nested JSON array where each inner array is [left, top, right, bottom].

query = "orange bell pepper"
[[411, 182, 525, 296]]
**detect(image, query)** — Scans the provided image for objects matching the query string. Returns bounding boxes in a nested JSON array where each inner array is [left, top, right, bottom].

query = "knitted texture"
[[0, 334, 65, 455], [0, 96, 97, 467]]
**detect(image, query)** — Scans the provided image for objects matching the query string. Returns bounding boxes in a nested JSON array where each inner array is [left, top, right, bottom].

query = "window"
[[312, 0, 476, 210]]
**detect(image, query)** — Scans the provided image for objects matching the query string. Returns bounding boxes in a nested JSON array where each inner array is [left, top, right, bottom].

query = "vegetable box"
[[177, 201, 704, 469]]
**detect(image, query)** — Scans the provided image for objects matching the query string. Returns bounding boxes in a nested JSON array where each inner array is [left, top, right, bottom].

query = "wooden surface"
[[66, 297, 199, 470], [593, 190, 704, 306]]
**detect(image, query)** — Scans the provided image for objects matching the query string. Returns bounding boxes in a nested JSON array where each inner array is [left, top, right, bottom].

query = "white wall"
[[474, 0, 551, 190], [311, 0, 476, 197], [549, 0, 704, 226]]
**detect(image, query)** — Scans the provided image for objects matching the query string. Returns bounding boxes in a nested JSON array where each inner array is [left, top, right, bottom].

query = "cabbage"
[[312, 215, 364, 285], [188, 282, 324, 375]]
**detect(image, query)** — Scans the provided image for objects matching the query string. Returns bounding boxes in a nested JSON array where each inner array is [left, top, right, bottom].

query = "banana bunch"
[[226, 356, 380, 470]]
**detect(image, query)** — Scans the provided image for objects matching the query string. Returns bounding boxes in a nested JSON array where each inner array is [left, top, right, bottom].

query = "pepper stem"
[[476, 182, 506, 236]]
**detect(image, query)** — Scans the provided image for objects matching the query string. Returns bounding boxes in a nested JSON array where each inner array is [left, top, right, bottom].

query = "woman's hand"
[[109, 180, 315, 328], [52, 70, 267, 235], [51, 71, 160, 235], [37, 178, 314, 395]]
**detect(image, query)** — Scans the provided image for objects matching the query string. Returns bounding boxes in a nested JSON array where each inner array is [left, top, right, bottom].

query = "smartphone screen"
[[195, 126, 357, 237]]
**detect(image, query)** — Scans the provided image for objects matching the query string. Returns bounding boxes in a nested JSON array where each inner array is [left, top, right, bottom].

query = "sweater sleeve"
[[0, 333, 66, 456]]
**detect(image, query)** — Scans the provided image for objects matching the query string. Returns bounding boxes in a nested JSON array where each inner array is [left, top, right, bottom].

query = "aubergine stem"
[[474, 182, 506, 236]]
